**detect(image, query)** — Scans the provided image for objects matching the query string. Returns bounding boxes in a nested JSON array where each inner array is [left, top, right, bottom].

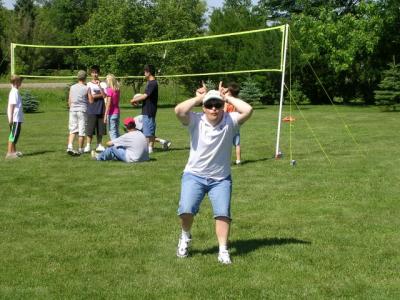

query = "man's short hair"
[[77, 70, 87, 80], [144, 64, 156, 76], [90, 65, 100, 73], [10, 75, 22, 85], [227, 82, 240, 97]]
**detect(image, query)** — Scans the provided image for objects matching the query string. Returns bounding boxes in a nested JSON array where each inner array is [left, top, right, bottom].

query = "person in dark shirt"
[[130, 64, 158, 153]]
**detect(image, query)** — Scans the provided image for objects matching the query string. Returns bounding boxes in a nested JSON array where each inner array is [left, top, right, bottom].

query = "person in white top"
[[174, 81, 253, 264], [6, 75, 24, 159]]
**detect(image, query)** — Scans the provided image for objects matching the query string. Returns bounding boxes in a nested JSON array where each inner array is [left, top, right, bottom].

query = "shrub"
[[240, 77, 263, 104], [21, 91, 40, 113], [285, 81, 311, 105], [374, 63, 400, 111]]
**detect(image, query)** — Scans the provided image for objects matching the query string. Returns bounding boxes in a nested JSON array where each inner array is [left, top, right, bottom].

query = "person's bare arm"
[[175, 83, 207, 125]]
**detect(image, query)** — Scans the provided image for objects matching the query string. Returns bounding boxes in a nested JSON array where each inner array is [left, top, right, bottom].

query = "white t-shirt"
[[134, 115, 144, 131], [69, 83, 89, 112], [183, 112, 240, 180], [7, 86, 24, 123]]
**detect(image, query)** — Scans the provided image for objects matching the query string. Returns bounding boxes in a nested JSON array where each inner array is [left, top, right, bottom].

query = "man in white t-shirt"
[[6, 75, 24, 159], [174, 82, 253, 264]]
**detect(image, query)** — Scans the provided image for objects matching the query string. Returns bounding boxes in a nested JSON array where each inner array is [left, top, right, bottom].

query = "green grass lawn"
[[0, 89, 399, 299]]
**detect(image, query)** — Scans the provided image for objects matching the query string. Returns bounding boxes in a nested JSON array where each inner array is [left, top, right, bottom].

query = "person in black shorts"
[[85, 65, 107, 153]]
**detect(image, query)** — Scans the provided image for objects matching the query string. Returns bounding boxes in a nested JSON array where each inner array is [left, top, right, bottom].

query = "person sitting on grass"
[[92, 117, 149, 163], [6, 75, 24, 159]]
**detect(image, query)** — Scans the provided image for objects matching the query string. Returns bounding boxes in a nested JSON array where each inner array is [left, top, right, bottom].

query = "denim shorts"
[[233, 132, 240, 146], [142, 115, 156, 137], [178, 172, 232, 219]]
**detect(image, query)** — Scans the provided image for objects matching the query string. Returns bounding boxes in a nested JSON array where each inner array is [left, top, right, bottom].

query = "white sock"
[[219, 245, 228, 253], [78, 148, 83, 152], [181, 229, 191, 240], [148, 146, 153, 153], [159, 139, 166, 144], [68, 144, 73, 149]]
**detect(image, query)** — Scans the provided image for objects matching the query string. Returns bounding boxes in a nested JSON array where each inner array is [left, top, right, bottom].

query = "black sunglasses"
[[204, 101, 223, 109]]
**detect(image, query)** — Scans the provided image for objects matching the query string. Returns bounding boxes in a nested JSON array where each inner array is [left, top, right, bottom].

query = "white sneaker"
[[218, 250, 232, 264], [176, 235, 191, 258], [84, 145, 91, 153], [235, 160, 241, 165], [16, 151, 23, 157], [67, 148, 80, 156], [5, 153, 19, 159], [91, 150, 99, 160], [162, 140, 171, 151], [96, 144, 105, 152]]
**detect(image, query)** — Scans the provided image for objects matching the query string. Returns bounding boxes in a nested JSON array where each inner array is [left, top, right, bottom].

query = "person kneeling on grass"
[[92, 117, 149, 163]]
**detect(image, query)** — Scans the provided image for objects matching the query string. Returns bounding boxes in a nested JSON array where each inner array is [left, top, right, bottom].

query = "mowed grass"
[[0, 89, 399, 299]]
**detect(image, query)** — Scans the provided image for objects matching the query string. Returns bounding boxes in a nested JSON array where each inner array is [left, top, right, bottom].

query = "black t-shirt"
[[142, 80, 158, 117]]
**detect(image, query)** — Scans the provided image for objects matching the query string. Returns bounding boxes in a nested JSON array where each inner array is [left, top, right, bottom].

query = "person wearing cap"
[[174, 81, 253, 264], [66, 70, 89, 156], [92, 117, 149, 163]]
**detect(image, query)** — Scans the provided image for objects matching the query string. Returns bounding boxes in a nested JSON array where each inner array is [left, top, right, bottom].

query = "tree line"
[[0, 0, 399, 106]]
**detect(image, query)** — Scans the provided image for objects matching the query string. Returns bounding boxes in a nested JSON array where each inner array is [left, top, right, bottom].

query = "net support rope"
[[289, 30, 366, 158]]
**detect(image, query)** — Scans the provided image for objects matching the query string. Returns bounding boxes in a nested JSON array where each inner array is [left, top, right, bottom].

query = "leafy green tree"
[[374, 62, 400, 111], [258, 1, 385, 104]]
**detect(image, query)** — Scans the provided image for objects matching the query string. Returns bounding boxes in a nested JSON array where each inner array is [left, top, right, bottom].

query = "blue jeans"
[[178, 172, 232, 219], [108, 114, 120, 140], [97, 146, 126, 162]]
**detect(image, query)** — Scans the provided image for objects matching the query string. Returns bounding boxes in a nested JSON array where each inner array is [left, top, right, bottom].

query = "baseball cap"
[[123, 117, 136, 127], [203, 90, 223, 104], [77, 70, 86, 80]]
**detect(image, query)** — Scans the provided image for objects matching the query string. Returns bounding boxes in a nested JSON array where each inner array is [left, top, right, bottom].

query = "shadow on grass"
[[23, 150, 56, 157], [191, 237, 311, 256], [238, 157, 272, 165]]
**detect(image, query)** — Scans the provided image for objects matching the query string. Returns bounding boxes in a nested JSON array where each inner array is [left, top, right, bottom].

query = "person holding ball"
[[130, 64, 158, 154], [174, 81, 253, 264]]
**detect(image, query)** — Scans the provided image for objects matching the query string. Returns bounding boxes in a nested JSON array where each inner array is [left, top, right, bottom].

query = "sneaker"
[[16, 151, 23, 157], [67, 148, 80, 156], [84, 145, 91, 153], [91, 150, 99, 160], [162, 140, 172, 151], [5, 153, 19, 159], [96, 144, 105, 152], [235, 160, 241, 165], [176, 235, 191, 258], [218, 250, 232, 264]]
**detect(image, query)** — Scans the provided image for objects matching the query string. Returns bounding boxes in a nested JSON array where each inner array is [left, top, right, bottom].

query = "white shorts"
[[69, 111, 87, 136]]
